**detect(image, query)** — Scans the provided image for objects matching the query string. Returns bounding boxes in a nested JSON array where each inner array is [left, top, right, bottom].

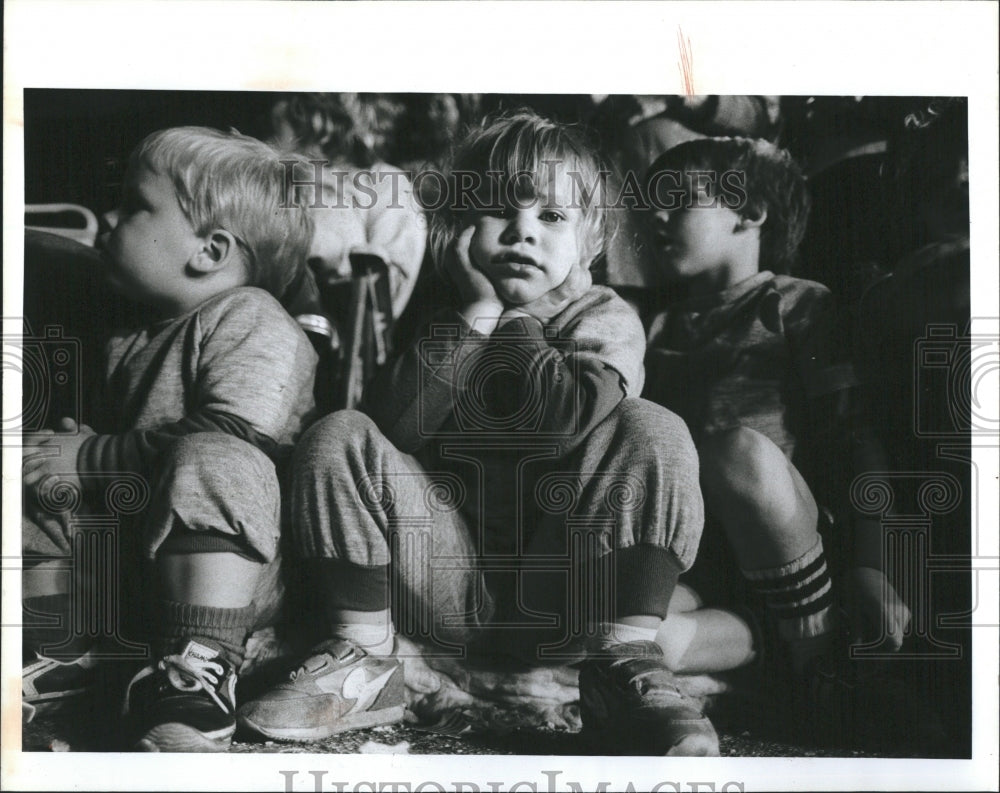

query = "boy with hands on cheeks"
[[239, 112, 718, 755], [446, 204, 594, 335]]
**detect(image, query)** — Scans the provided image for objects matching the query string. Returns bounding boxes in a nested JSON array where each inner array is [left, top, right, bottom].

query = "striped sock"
[[743, 537, 837, 672]]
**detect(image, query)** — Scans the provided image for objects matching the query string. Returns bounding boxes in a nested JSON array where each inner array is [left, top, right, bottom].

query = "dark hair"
[[271, 93, 403, 168], [646, 137, 810, 274], [429, 110, 609, 274]]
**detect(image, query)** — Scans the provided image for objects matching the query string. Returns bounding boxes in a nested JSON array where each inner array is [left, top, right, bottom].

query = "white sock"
[[330, 622, 395, 656], [588, 621, 659, 653]]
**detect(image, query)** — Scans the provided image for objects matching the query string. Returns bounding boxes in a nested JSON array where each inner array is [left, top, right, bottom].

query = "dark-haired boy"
[[638, 138, 912, 737]]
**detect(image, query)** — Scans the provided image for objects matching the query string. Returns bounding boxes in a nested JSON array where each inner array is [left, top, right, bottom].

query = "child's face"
[[646, 188, 747, 286], [467, 167, 585, 306], [103, 165, 204, 309]]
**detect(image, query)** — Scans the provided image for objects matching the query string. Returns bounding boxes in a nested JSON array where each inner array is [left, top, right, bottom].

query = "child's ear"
[[738, 208, 767, 231], [189, 230, 240, 274]]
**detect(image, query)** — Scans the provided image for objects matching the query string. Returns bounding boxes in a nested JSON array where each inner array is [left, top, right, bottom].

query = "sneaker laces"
[[602, 651, 686, 702], [123, 654, 231, 716], [287, 639, 360, 681]]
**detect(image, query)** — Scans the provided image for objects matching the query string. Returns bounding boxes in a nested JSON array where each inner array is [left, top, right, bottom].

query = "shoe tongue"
[[180, 639, 222, 665]]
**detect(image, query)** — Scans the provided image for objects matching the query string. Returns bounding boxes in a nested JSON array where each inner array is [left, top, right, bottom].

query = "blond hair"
[[428, 111, 609, 277], [131, 126, 313, 299]]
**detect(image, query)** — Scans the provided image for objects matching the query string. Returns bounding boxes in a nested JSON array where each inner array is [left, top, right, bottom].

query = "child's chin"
[[502, 295, 539, 309], [497, 283, 544, 306]]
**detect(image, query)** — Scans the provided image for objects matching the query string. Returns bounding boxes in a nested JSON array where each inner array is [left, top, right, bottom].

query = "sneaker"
[[236, 638, 405, 742], [578, 640, 720, 756], [803, 648, 952, 754], [22, 649, 101, 722], [122, 639, 237, 752]]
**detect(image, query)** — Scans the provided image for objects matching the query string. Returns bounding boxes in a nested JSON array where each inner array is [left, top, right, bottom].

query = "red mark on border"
[[678, 26, 695, 96]]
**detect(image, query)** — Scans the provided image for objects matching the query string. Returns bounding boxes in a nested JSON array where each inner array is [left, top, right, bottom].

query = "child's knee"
[[667, 582, 704, 613], [700, 426, 786, 501], [160, 433, 278, 492], [294, 409, 381, 469], [616, 399, 694, 451], [604, 399, 700, 481], [150, 433, 281, 560], [657, 613, 695, 673]]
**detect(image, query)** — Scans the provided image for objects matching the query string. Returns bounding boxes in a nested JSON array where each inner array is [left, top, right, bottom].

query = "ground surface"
[[20, 690, 902, 757], [25, 713, 883, 757]]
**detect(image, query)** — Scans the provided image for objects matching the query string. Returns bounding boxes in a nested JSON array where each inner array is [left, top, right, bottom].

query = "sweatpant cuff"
[[158, 529, 265, 562], [307, 559, 390, 613], [604, 544, 684, 619]]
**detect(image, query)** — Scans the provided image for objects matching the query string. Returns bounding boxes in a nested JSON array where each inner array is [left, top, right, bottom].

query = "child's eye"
[[539, 210, 564, 223]]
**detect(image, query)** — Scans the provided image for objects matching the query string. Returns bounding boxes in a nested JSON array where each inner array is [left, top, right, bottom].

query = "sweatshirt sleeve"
[[782, 280, 858, 399], [77, 290, 317, 477], [364, 289, 646, 459], [362, 308, 489, 453], [483, 313, 636, 458], [531, 289, 647, 456]]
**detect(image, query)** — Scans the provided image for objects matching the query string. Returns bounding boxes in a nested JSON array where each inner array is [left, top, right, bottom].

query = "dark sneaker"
[[122, 640, 237, 752], [236, 638, 405, 742], [578, 640, 720, 756], [803, 648, 952, 754], [22, 649, 101, 722]]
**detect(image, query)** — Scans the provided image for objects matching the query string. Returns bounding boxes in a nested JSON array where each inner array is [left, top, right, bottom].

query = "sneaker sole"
[[135, 722, 235, 753], [584, 721, 720, 757], [22, 690, 92, 718], [663, 730, 721, 757], [237, 704, 405, 742]]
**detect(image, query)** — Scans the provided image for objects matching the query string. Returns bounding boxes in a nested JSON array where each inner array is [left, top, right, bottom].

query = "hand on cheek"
[[447, 225, 504, 331], [503, 264, 593, 325]]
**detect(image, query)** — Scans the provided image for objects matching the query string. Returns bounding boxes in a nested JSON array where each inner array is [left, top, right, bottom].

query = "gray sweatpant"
[[23, 432, 285, 630], [291, 398, 703, 659]]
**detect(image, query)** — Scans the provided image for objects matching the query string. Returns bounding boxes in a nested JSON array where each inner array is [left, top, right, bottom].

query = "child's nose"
[[649, 207, 677, 234], [651, 207, 672, 226], [501, 211, 538, 244], [96, 208, 120, 250]]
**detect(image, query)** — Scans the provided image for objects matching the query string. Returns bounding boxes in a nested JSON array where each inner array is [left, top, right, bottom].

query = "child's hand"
[[848, 565, 912, 652], [502, 264, 592, 325], [446, 226, 504, 331], [22, 418, 95, 501]]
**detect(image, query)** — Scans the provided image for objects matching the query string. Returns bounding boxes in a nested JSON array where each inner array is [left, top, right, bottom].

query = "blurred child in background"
[[270, 93, 426, 320]]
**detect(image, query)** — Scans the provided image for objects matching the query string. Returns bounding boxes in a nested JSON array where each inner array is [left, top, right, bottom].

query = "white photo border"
[[3, 2, 998, 791]]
